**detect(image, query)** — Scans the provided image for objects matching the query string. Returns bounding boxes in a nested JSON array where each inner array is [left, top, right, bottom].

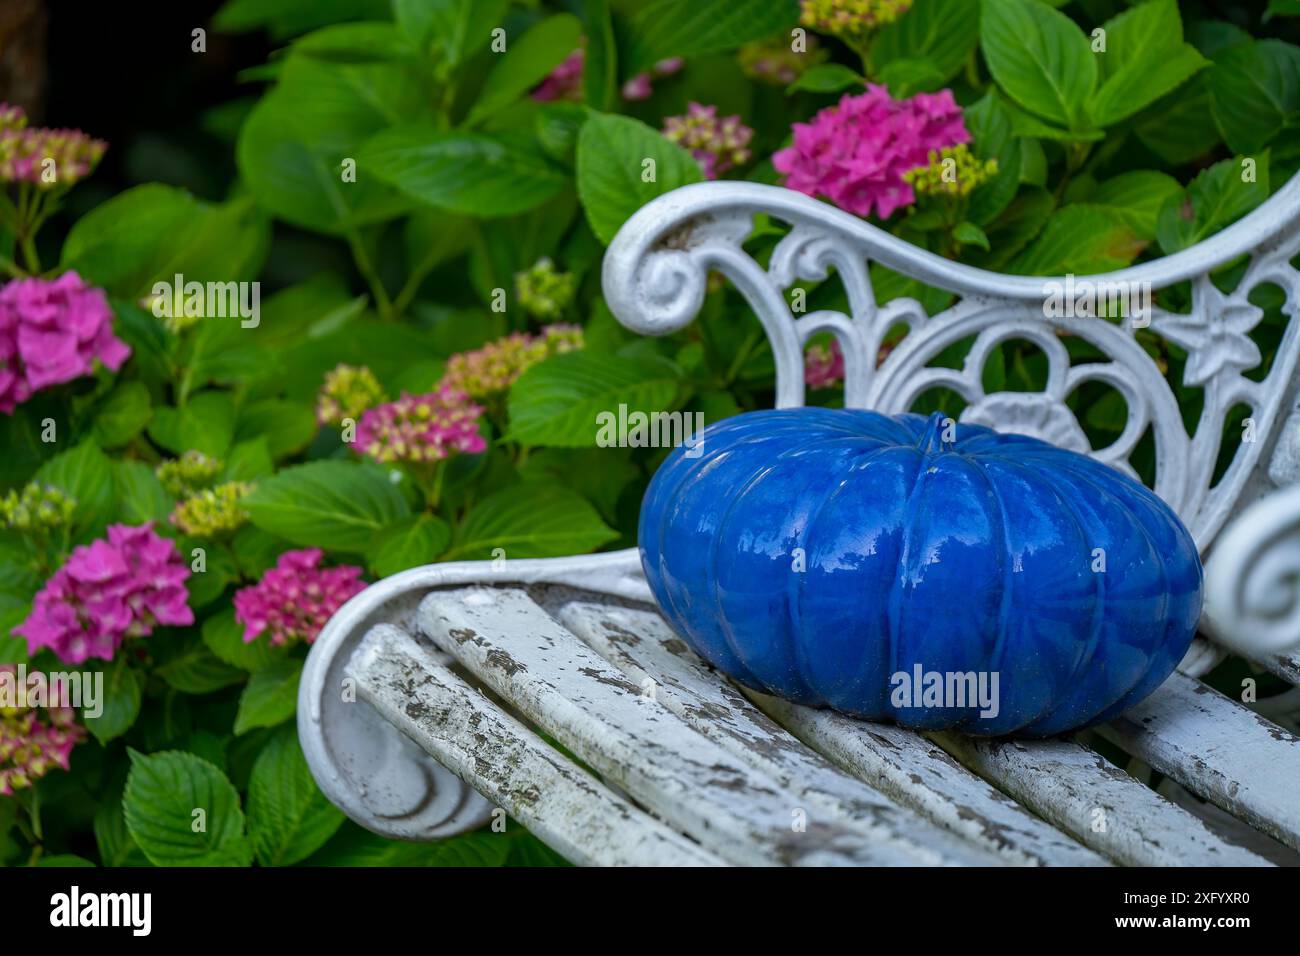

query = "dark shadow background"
[[9, 1, 356, 290], [20, 2, 264, 198]]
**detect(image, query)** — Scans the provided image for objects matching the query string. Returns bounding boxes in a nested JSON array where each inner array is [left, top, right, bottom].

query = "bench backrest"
[[602, 178, 1300, 557]]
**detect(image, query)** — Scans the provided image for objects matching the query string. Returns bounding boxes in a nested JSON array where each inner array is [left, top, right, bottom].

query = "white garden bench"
[[299, 179, 1300, 866]]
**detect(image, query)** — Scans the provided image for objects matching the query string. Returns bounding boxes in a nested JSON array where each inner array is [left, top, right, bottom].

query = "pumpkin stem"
[[919, 411, 955, 454]]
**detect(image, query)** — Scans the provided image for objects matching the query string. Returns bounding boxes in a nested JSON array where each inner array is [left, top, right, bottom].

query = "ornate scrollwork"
[[299, 552, 652, 839], [1206, 485, 1300, 662], [603, 179, 1300, 559]]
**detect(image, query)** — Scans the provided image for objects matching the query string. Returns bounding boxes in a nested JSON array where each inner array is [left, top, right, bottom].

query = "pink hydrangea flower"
[[354, 387, 487, 464], [439, 324, 583, 399], [0, 272, 130, 414], [805, 339, 845, 389], [773, 85, 970, 219], [0, 103, 107, 188], [533, 50, 682, 103], [663, 102, 754, 179], [1, 665, 85, 795], [15, 523, 193, 665], [622, 57, 684, 101], [532, 49, 586, 102], [233, 549, 366, 647]]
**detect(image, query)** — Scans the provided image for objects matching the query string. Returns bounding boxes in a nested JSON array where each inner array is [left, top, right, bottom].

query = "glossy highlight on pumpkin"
[[638, 409, 1203, 736]]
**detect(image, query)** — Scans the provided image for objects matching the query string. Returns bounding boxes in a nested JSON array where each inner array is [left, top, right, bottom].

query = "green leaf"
[[35, 441, 116, 536], [123, 750, 253, 867], [583, 0, 618, 110], [1206, 39, 1300, 154], [517, 447, 639, 524], [289, 21, 413, 62], [307, 822, 512, 866], [235, 659, 304, 736], [84, 663, 143, 745], [94, 773, 148, 868], [626, 0, 798, 73], [61, 186, 268, 300], [577, 112, 703, 245], [247, 727, 345, 866], [272, 320, 441, 403], [1018, 143, 1047, 191], [508, 351, 680, 447], [0, 600, 31, 665], [114, 461, 174, 524], [468, 191, 578, 301], [147, 391, 236, 458], [182, 730, 230, 771], [446, 483, 618, 561], [869, 0, 979, 86], [964, 92, 1021, 226], [1132, 77, 1220, 164], [93, 382, 152, 449], [1088, 0, 1207, 127], [236, 52, 425, 233], [155, 633, 246, 694], [1011, 205, 1144, 275], [231, 525, 290, 579], [245, 460, 410, 553], [965, 187, 1055, 270], [875, 58, 945, 97], [247, 275, 367, 349], [185, 544, 239, 610], [787, 63, 864, 94], [999, 98, 1100, 142], [215, 0, 389, 39], [394, 0, 508, 70], [110, 298, 173, 385], [467, 15, 583, 124], [1090, 171, 1183, 241], [202, 608, 290, 672], [359, 127, 567, 217], [403, 208, 475, 280], [1157, 156, 1270, 254], [222, 438, 276, 483], [980, 0, 1095, 130], [181, 315, 264, 396], [366, 515, 451, 577], [953, 222, 990, 251], [1085, 390, 1130, 432], [535, 102, 590, 164], [234, 400, 318, 460]]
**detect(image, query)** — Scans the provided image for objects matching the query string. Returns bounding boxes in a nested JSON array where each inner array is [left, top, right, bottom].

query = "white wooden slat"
[[419, 586, 942, 866], [1154, 778, 1300, 866], [552, 598, 1007, 865], [931, 732, 1271, 867], [552, 595, 1103, 867], [349, 624, 724, 866], [1094, 671, 1300, 850], [755, 694, 1268, 866], [749, 691, 1112, 863]]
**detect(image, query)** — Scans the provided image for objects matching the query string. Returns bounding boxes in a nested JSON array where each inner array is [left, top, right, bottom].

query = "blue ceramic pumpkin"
[[639, 408, 1202, 736]]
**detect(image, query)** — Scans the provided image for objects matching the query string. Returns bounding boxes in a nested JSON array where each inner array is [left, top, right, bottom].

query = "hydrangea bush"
[[0, 0, 1295, 867]]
